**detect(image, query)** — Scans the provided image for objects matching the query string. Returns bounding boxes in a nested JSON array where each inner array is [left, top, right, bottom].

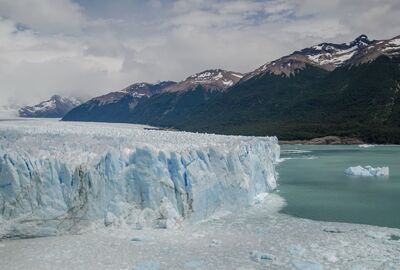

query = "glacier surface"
[[0, 119, 279, 238]]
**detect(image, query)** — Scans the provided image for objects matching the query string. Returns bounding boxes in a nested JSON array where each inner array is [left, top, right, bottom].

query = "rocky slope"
[[243, 35, 400, 79], [164, 69, 243, 92], [62, 70, 242, 124], [62, 81, 175, 122], [177, 35, 400, 143]]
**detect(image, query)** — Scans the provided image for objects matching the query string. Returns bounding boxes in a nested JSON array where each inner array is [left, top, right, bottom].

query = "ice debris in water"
[[344, 166, 389, 177], [184, 260, 205, 269], [292, 260, 323, 270], [288, 244, 306, 256], [358, 144, 375, 148], [0, 119, 279, 238], [132, 260, 160, 270], [209, 239, 222, 247], [249, 250, 274, 262], [157, 198, 182, 229]]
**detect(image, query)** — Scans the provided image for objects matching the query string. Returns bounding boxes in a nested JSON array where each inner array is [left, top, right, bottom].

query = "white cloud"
[[0, 0, 86, 33], [0, 0, 399, 107], [0, 17, 129, 105], [283, 19, 350, 40]]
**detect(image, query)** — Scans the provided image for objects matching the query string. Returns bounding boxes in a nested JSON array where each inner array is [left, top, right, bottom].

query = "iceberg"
[[0, 119, 279, 238], [358, 144, 375, 148], [344, 166, 389, 177]]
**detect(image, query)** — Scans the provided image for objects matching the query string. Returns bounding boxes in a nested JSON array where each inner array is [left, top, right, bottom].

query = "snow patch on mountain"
[[222, 80, 234, 87], [307, 47, 358, 66], [243, 34, 400, 79], [77, 81, 176, 108], [18, 95, 82, 118], [189, 70, 235, 86], [389, 38, 400, 47], [165, 69, 243, 92], [232, 73, 244, 79], [0, 119, 279, 238]]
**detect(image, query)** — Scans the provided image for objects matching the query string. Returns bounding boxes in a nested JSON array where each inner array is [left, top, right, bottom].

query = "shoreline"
[[280, 136, 365, 145]]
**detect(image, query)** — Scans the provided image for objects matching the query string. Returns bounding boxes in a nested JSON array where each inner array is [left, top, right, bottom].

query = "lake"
[[277, 144, 400, 229]]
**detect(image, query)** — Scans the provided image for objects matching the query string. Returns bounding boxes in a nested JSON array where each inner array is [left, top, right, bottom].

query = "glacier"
[[0, 119, 279, 238]]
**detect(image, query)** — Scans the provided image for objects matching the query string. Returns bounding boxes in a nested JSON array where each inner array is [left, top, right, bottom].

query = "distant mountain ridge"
[[62, 81, 176, 122], [63, 34, 400, 143], [164, 69, 243, 92], [19, 95, 82, 118], [89, 81, 176, 106], [243, 35, 400, 79], [62, 69, 242, 123]]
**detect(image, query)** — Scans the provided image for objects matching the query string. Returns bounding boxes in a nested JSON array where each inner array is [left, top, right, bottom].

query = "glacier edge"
[[0, 120, 279, 238]]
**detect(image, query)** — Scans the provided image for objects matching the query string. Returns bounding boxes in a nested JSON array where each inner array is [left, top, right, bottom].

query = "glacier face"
[[0, 119, 279, 238]]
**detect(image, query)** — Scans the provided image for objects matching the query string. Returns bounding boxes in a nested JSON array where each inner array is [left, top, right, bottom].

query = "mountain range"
[[62, 34, 400, 143], [62, 69, 243, 123], [19, 95, 82, 118]]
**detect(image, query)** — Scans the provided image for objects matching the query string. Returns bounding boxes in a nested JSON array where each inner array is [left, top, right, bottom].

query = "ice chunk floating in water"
[[0, 119, 279, 238], [344, 166, 389, 177], [358, 144, 375, 148]]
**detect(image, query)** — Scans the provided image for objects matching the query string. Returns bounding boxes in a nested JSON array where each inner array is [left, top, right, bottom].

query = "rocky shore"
[[280, 136, 364, 145]]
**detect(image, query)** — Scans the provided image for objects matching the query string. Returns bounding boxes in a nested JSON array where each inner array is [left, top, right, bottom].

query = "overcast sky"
[[1, 0, 400, 106]]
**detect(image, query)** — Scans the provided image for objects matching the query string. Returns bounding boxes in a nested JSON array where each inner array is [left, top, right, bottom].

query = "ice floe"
[[344, 166, 389, 177]]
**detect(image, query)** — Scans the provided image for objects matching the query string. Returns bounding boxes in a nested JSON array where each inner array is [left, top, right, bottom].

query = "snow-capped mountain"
[[62, 34, 400, 143], [244, 35, 400, 79], [349, 35, 400, 65], [122, 81, 176, 95], [110, 69, 243, 126], [19, 95, 82, 118], [179, 34, 400, 143], [91, 81, 176, 106], [62, 71, 242, 123], [164, 69, 243, 92]]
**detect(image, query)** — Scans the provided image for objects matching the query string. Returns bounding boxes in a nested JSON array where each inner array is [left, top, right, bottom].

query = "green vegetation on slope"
[[128, 86, 222, 127], [177, 56, 400, 143]]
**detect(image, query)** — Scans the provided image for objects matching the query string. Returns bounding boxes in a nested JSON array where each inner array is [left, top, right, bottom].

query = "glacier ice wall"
[[0, 120, 279, 238]]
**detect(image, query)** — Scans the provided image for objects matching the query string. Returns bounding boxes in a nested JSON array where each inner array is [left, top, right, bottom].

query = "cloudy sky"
[[1, 0, 400, 106]]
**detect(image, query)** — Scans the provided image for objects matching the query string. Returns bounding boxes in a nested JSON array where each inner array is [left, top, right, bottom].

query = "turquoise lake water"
[[277, 145, 400, 229]]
